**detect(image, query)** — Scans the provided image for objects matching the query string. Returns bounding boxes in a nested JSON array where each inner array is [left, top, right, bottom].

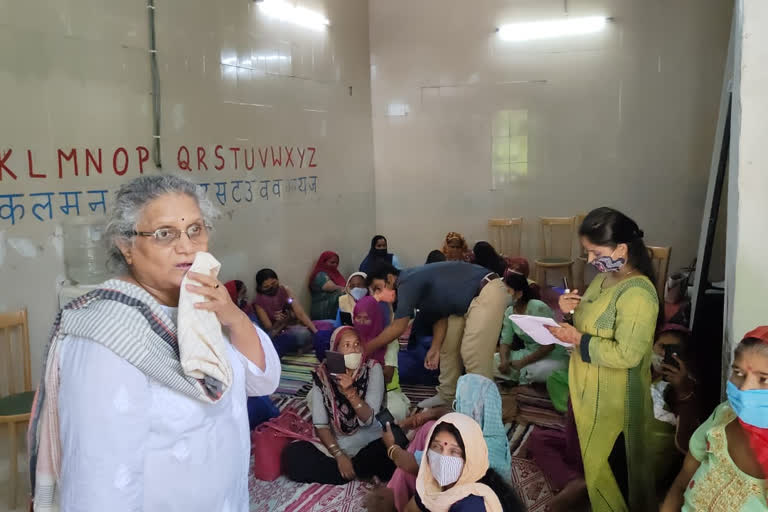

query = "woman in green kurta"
[[308, 251, 346, 320], [549, 207, 660, 512], [495, 272, 569, 398]]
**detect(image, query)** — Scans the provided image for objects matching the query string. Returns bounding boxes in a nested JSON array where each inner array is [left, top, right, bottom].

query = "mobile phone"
[[340, 311, 353, 326], [325, 351, 347, 374], [663, 344, 681, 369], [376, 408, 409, 448]]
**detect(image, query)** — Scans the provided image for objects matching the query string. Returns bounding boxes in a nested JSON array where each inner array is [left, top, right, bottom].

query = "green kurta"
[[496, 299, 569, 386], [570, 273, 659, 512], [310, 272, 342, 320]]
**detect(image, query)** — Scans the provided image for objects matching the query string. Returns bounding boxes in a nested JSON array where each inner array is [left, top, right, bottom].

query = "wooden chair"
[[534, 217, 576, 287], [488, 218, 523, 257], [648, 246, 672, 301], [0, 309, 33, 508]]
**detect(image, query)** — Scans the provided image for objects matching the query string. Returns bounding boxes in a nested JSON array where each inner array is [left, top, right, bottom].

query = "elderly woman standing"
[[28, 175, 280, 511]]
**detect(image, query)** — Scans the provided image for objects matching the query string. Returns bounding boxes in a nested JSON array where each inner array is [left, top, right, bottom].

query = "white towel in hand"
[[178, 251, 233, 399]]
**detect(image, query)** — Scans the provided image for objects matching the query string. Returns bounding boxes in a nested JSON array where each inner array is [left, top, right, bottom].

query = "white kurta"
[[56, 306, 280, 512]]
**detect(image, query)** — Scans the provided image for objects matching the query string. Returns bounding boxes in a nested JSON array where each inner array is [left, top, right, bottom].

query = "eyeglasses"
[[131, 223, 210, 245]]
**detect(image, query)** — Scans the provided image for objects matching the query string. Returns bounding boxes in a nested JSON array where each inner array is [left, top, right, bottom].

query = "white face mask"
[[427, 450, 464, 487], [344, 352, 362, 370], [349, 287, 368, 301], [651, 352, 664, 372]]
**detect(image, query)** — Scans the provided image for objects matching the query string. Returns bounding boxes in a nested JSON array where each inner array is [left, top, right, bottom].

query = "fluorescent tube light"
[[258, 0, 330, 31], [498, 16, 607, 42]]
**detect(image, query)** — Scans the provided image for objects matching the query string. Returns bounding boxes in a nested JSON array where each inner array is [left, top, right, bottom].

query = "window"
[[492, 109, 528, 185]]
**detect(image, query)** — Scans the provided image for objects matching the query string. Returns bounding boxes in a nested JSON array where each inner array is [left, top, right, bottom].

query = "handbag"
[[250, 408, 318, 481]]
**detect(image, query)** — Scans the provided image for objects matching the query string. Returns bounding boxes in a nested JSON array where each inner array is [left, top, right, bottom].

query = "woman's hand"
[[662, 355, 692, 392], [186, 271, 246, 329], [274, 311, 288, 322], [424, 346, 440, 370], [335, 373, 355, 395], [498, 361, 511, 375], [336, 454, 356, 480], [382, 422, 396, 448], [509, 359, 525, 371], [546, 323, 582, 345], [558, 290, 582, 314]]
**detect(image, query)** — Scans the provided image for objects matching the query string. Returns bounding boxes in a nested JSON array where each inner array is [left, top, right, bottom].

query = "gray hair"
[[105, 174, 218, 273]]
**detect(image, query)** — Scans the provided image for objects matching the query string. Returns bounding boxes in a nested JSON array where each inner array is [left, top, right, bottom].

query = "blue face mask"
[[349, 287, 368, 301], [726, 380, 768, 428]]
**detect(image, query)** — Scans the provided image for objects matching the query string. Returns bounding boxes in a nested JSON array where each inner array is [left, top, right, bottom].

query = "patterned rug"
[[511, 456, 556, 511], [249, 475, 374, 512]]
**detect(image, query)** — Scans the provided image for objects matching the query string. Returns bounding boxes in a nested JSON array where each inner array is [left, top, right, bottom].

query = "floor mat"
[[511, 456, 556, 511], [276, 354, 319, 396], [249, 475, 373, 512]]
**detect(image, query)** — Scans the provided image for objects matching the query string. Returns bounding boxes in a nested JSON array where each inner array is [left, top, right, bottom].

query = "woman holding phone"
[[547, 207, 660, 512], [282, 327, 395, 484]]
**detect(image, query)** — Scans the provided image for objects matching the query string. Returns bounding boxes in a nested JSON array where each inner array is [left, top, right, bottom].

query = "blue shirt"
[[394, 262, 489, 320]]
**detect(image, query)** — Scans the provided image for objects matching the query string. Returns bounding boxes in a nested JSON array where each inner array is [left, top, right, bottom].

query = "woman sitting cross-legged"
[[661, 326, 768, 512], [282, 326, 396, 484], [407, 413, 524, 512], [495, 272, 569, 391], [250, 268, 318, 357]]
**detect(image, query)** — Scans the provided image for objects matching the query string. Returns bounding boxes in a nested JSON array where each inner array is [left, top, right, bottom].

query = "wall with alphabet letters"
[[0, 0, 375, 379]]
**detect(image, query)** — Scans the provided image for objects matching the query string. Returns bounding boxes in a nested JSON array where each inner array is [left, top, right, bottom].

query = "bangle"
[[387, 444, 399, 460], [677, 390, 695, 402]]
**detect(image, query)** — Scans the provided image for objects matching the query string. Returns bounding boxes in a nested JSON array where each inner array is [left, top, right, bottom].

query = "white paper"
[[508, 314, 573, 348]]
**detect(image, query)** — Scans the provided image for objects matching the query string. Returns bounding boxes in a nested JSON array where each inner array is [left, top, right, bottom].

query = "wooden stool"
[[535, 217, 576, 288]]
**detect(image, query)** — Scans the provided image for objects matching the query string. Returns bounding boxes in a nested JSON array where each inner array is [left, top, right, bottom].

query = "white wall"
[[727, 0, 768, 348], [370, 0, 732, 272], [0, 0, 375, 381]]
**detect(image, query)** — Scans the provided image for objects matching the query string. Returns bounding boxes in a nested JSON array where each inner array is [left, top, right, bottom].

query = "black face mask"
[[373, 248, 388, 257], [261, 286, 279, 296]]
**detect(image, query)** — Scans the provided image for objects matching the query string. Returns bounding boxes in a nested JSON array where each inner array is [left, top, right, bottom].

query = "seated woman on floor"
[[441, 232, 472, 262], [224, 279, 249, 311], [361, 235, 402, 274], [250, 268, 318, 357], [282, 326, 396, 485], [336, 271, 369, 327], [495, 272, 569, 391], [661, 326, 768, 512], [354, 296, 411, 421], [370, 375, 511, 512], [408, 413, 523, 512], [309, 251, 347, 320]]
